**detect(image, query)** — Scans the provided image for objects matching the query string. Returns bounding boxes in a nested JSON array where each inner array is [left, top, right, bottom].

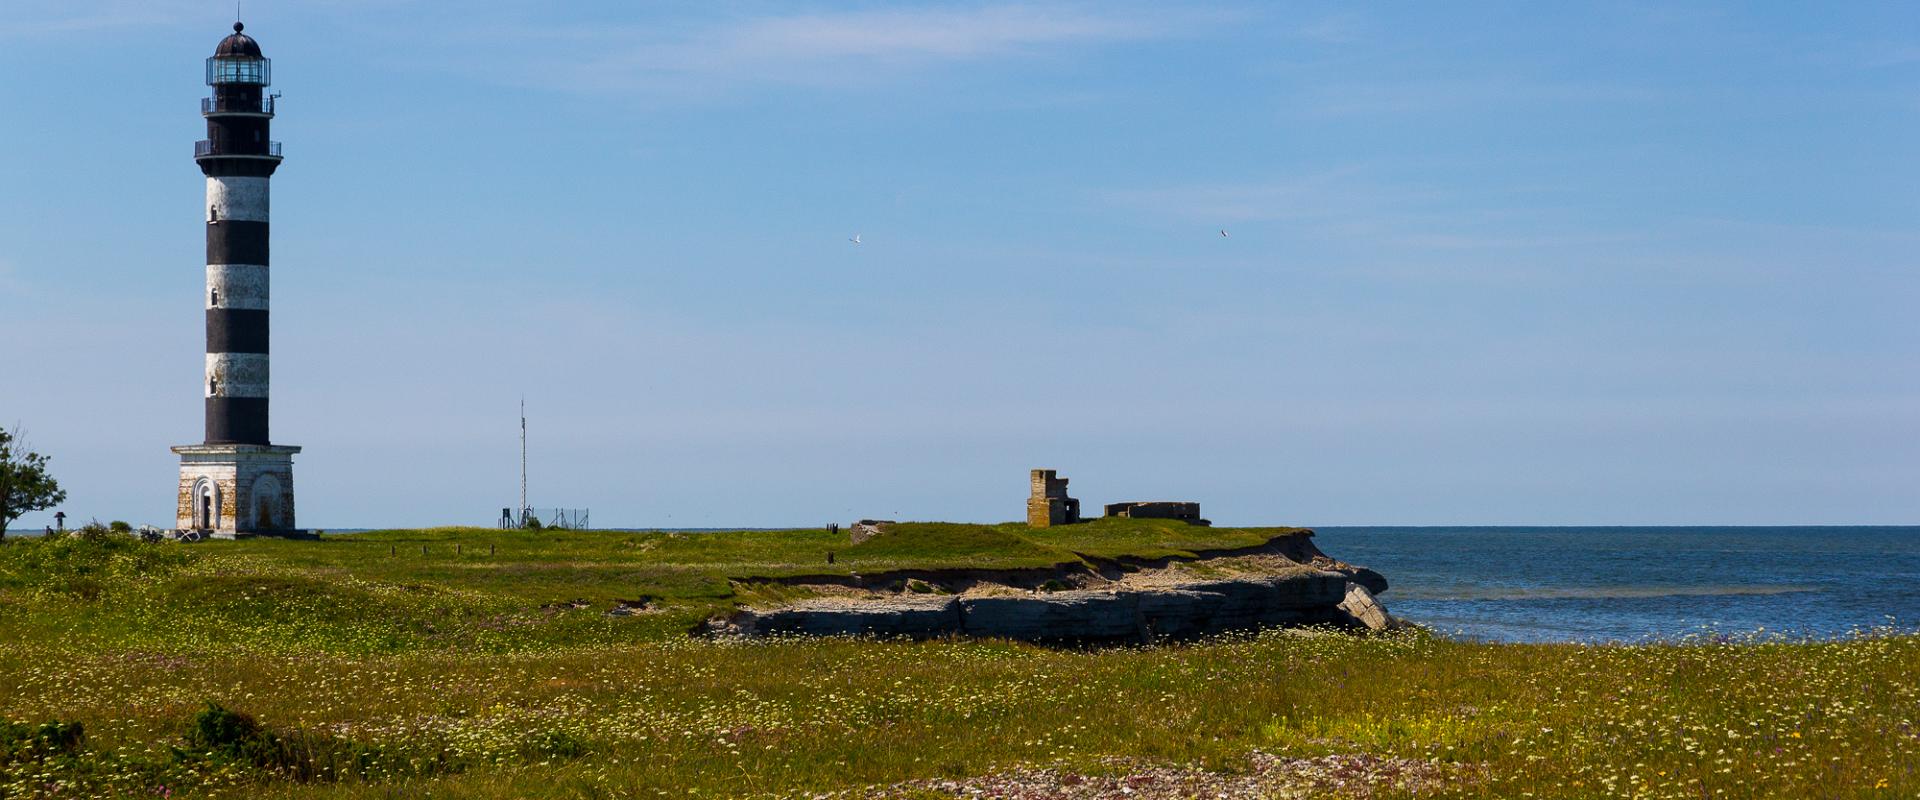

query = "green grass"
[[1, 529, 1916, 798], [0, 520, 1301, 658], [1020, 516, 1283, 561]]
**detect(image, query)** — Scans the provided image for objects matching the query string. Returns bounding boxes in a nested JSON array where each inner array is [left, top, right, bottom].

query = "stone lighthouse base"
[[171, 443, 306, 539]]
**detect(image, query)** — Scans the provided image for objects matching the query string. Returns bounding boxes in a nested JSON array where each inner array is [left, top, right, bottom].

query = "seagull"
[[1220, 229, 1230, 238], [849, 234, 862, 245]]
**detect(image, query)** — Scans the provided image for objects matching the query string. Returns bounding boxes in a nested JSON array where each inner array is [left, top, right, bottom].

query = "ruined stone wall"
[[1105, 501, 1207, 525], [1027, 469, 1082, 528]]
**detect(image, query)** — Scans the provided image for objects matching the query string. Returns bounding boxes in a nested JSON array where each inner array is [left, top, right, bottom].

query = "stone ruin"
[[1105, 501, 1210, 526], [1026, 469, 1082, 528], [1026, 469, 1209, 528]]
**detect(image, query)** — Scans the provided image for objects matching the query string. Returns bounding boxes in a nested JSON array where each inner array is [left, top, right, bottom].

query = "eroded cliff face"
[[707, 531, 1400, 643]]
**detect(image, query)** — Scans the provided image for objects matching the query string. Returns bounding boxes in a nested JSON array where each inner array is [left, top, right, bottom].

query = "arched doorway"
[[195, 478, 220, 530]]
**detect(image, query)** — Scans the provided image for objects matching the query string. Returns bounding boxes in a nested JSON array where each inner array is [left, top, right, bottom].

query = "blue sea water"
[[1311, 526, 1920, 643]]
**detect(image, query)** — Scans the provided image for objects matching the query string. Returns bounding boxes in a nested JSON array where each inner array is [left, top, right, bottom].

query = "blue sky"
[[2, 1, 1916, 528]]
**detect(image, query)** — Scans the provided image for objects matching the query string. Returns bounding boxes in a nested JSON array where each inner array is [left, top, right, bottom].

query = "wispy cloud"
[[0, 0, 199, 36], [438, 4, 1204, 94], [683, 6, 1157, 62], [0, 0, 402, 37], [1292, 12, 1367, 46], [6, 2, 1217, 95]]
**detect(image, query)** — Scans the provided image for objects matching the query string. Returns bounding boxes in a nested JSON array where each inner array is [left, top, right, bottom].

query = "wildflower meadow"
[[0, 529, 1913, 798]]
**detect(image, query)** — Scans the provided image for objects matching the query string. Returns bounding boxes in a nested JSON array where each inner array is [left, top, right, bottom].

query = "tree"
[[0, 426, 66, 540]]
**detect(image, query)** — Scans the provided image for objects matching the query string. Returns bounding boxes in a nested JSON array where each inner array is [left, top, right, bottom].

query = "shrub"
[[72, 520, 116, 542], [186, 703, 281, 765], [528, 730, 589, 758], [0, 720, 85, 761], [0, 720, 96, 797], [177, 703, 458, 784], [0, 533, 194, 596]]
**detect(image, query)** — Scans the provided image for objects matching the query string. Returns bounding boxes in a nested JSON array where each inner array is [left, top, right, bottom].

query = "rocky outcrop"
[[847, 520, 894, 545], [1335, 583, 1400, 632], [711, 572, 1397, 643], [706, 529, 1400, 643], [734, 596, 962, 638]]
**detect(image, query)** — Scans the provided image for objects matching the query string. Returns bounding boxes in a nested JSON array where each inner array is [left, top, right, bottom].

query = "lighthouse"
[[171, 22, 302, 537]]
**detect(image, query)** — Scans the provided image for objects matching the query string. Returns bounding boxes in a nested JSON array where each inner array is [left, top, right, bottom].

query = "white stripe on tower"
[[206, 353, 270, 398], [206, 176, 270, 222], [206, 264, 269, 310]]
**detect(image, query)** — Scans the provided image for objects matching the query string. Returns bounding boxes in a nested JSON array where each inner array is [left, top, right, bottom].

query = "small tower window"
[[210, 288, 220, 307], [209, 377, 219, 395], [210, 205, 220, 223]]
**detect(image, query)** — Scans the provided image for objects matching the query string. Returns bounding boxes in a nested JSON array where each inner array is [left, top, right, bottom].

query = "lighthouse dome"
[[215, 22, 263, 58]]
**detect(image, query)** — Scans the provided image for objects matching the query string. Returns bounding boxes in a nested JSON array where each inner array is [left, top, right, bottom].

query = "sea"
[[1312, 526, 1920, 643]]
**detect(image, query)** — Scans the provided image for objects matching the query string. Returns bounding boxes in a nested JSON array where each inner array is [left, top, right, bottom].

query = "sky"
[[1, 1, 1916, 529]]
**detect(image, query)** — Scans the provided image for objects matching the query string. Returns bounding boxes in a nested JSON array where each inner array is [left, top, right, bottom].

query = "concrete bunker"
[[1105, 501, 1210, 526]]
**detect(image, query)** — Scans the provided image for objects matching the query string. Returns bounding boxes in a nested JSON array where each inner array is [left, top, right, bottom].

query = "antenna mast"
[[519, 398, 527, 527]]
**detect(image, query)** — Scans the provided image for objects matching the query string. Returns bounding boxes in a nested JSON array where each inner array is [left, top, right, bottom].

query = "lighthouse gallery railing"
[[194, 140, 282, 158], [202, 96, 275, 115]]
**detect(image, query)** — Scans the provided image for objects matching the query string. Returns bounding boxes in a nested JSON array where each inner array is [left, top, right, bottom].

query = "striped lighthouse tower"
[[172, 21, 302, 537]]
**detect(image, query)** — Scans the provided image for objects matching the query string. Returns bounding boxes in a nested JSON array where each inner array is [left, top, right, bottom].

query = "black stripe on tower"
[[206, 398, 269, 445], [206, 309, 269, 353], [200, 159, 279, 179], [207, 220, 269, 265], [205, 114, 271, 155], [203, 175, 270, 446]]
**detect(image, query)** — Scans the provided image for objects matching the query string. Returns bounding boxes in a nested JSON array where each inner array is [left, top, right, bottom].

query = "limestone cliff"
[[707, 531, 1400, 643]]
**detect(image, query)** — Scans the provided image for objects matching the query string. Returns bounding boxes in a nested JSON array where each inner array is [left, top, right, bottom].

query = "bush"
[[186, 702, 280, 764], [0, 533, 194, 596], [72, 521, 108, 542], [109, 520, 133, 534], [0, 720, 96, 796], [0, 720, 85, 762], [178, 703, 457, 784], [527, 730, 589, 758]]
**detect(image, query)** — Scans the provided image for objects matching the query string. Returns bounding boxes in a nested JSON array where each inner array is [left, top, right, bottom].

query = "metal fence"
[[498, 507, 590, 530]]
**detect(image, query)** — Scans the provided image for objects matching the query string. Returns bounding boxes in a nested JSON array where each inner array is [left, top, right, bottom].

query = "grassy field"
[[1, 527, 1915, 798]]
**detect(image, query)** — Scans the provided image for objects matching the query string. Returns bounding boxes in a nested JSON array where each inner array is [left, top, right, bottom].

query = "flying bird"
[[1220, 229, 1230, 238], [849, 234, 862, 245]]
